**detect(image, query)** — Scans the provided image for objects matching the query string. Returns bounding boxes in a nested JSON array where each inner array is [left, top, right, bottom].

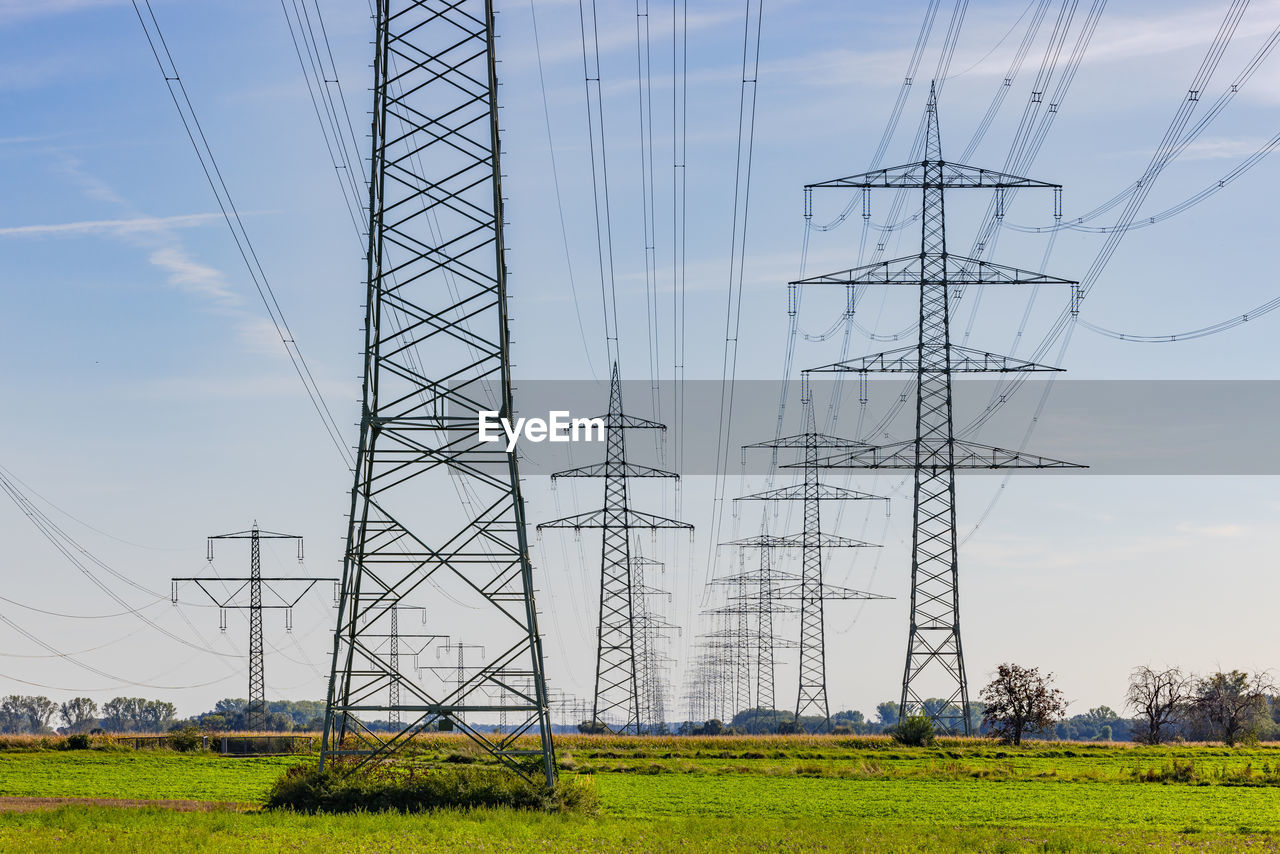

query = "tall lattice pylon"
[[321, 0, 556, 787], [799, 83, 1082, 733], [738, 395, 888, 730], [538, 364, 690, 733]]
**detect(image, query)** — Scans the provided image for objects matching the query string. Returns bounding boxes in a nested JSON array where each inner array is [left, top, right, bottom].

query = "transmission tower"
[[346, 605, 441, 727], [538, 364, 691, 734], [631, 555, 676, 734], [797, 84, 1082, 733], [712, 523, 787, 716], [321, 0, 556, 787], [172, 523, 331, 732], [738, 395, 887, 731]]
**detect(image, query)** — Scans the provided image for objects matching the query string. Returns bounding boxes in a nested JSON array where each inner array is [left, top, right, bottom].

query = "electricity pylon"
[[346, 605, 439, 727], [738, 395, 887, 731], [797, 84, 1082, 734], [631, 555, 676, 734], [172, 523, 332, 732], [321, 0, 556, 787], [711, 525, 786, 716], [538, 364, 691, 733]]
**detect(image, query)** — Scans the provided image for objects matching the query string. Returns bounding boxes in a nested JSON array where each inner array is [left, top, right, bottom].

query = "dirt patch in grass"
[[0, 796, 246, 813]]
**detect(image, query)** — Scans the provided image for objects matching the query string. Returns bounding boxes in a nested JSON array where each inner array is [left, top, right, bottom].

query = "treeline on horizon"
[[4, 667, 1278, 743]]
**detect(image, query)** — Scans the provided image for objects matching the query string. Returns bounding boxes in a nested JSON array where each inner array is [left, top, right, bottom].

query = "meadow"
[[2, 734, 1280, 852]]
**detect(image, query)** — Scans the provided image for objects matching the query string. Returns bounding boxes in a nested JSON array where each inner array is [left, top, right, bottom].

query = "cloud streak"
[[0, 213, 224, 238]]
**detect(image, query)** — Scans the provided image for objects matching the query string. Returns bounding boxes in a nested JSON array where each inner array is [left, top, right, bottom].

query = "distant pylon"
[[631, 555, 676, 734], [321, 0, 556, 786], [172, 523, 331, 732], [738, 394, 888, 731], [798, 83, 1083, 733], [538, 364, 691, 733]]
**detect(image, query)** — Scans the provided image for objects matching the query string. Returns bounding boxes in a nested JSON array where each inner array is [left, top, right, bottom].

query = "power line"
[[130, 0, 354, 469]]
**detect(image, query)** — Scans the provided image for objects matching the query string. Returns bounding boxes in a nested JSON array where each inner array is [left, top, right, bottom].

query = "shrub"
[[64, 733, 91, 750], [264, 764, 596, 814], [168, 725, 206, 753], [891, 715, 936, 747]]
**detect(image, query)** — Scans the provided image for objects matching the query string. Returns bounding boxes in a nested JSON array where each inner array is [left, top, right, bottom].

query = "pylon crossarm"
[[720, 532, 878, 549], [770, 583, 889, 601], [799, 439, 1085, 469], [743, 432, 869, 450], [538, 508, 693, 530], [806, 345, 1062, 373], [736, 483, 887, 503], [550, 462, 679, 479], [791, 255, 1077, 287], [806, 161, 1059, 190]]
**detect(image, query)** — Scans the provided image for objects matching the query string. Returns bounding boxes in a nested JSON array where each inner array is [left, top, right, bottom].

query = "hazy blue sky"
[[1, 0, 1279, 723]]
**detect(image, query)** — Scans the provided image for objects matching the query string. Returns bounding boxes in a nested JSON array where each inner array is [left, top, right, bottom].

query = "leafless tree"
[[980, 663, 1068, 745], [1125, 666, 1192, 745]]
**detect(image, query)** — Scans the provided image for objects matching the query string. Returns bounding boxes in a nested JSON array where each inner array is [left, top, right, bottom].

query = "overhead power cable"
[[703, 0, 765, 600], [131, 0, 354, 469]]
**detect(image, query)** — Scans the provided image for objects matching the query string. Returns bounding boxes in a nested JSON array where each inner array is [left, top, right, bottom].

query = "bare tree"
[[1190, 670, 1275, 746], [980, 663, 1068, 745], [1125, 666, 1191, 745]]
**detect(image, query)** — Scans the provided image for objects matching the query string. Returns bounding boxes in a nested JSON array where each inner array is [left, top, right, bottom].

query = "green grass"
[[3, 807, 1280, 853], [0, 751, 295, 802], [3, 737, 1280, 851]]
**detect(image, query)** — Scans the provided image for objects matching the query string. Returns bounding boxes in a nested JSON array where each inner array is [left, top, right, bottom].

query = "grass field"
[[2, 735, 1280, 851]]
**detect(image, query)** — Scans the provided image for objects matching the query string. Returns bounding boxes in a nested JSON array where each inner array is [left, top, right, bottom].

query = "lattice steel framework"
[[631, 555, 676, 734], [172, 524, 322, 733], [738, 396, 887, 730], [538, 365, 690, 733], [321, 0, 555, 787], [799, 85, 1082, 733]]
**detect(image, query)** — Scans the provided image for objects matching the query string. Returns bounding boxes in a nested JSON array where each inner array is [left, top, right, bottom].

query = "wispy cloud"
[[147, 246, 238, 305], [1176, 137, 1275, 161], [0, 213, 223, 238]]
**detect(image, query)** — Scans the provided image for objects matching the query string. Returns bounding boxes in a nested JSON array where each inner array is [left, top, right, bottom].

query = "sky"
[[1, 0, 1279, 724]]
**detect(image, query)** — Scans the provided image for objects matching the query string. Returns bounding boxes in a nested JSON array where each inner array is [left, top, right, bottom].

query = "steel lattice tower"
[[539, 365, 690, 733], [799, 84, 1082, 733], [172, 524, 324, 732], [321, 0, 555, 786], [631, 555, 675, 734], [737, 396, 888, 730]]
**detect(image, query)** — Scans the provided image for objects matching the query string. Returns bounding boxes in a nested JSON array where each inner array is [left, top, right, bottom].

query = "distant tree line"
[[0, 696, 176, 734], [184, 699, 327, 732], [670, 664, 1280, 746]]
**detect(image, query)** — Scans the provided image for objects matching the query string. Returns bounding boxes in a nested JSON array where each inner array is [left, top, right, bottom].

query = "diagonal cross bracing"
[[322, 0, 555, 787]]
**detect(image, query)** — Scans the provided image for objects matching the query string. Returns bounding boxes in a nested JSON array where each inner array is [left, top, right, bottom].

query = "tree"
[[1189, 670, 1275, 746], [139, 700, 176, 732], [264, 712, 294, 732], [59, 698, 99, 732], [0, 696, 27, 733], [1125, 666, 1191, 745], [979, 663, 1068, 745], [875, 701, 899, 728], [20, 696, 57, 734], [100, 697, 146, 732]]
